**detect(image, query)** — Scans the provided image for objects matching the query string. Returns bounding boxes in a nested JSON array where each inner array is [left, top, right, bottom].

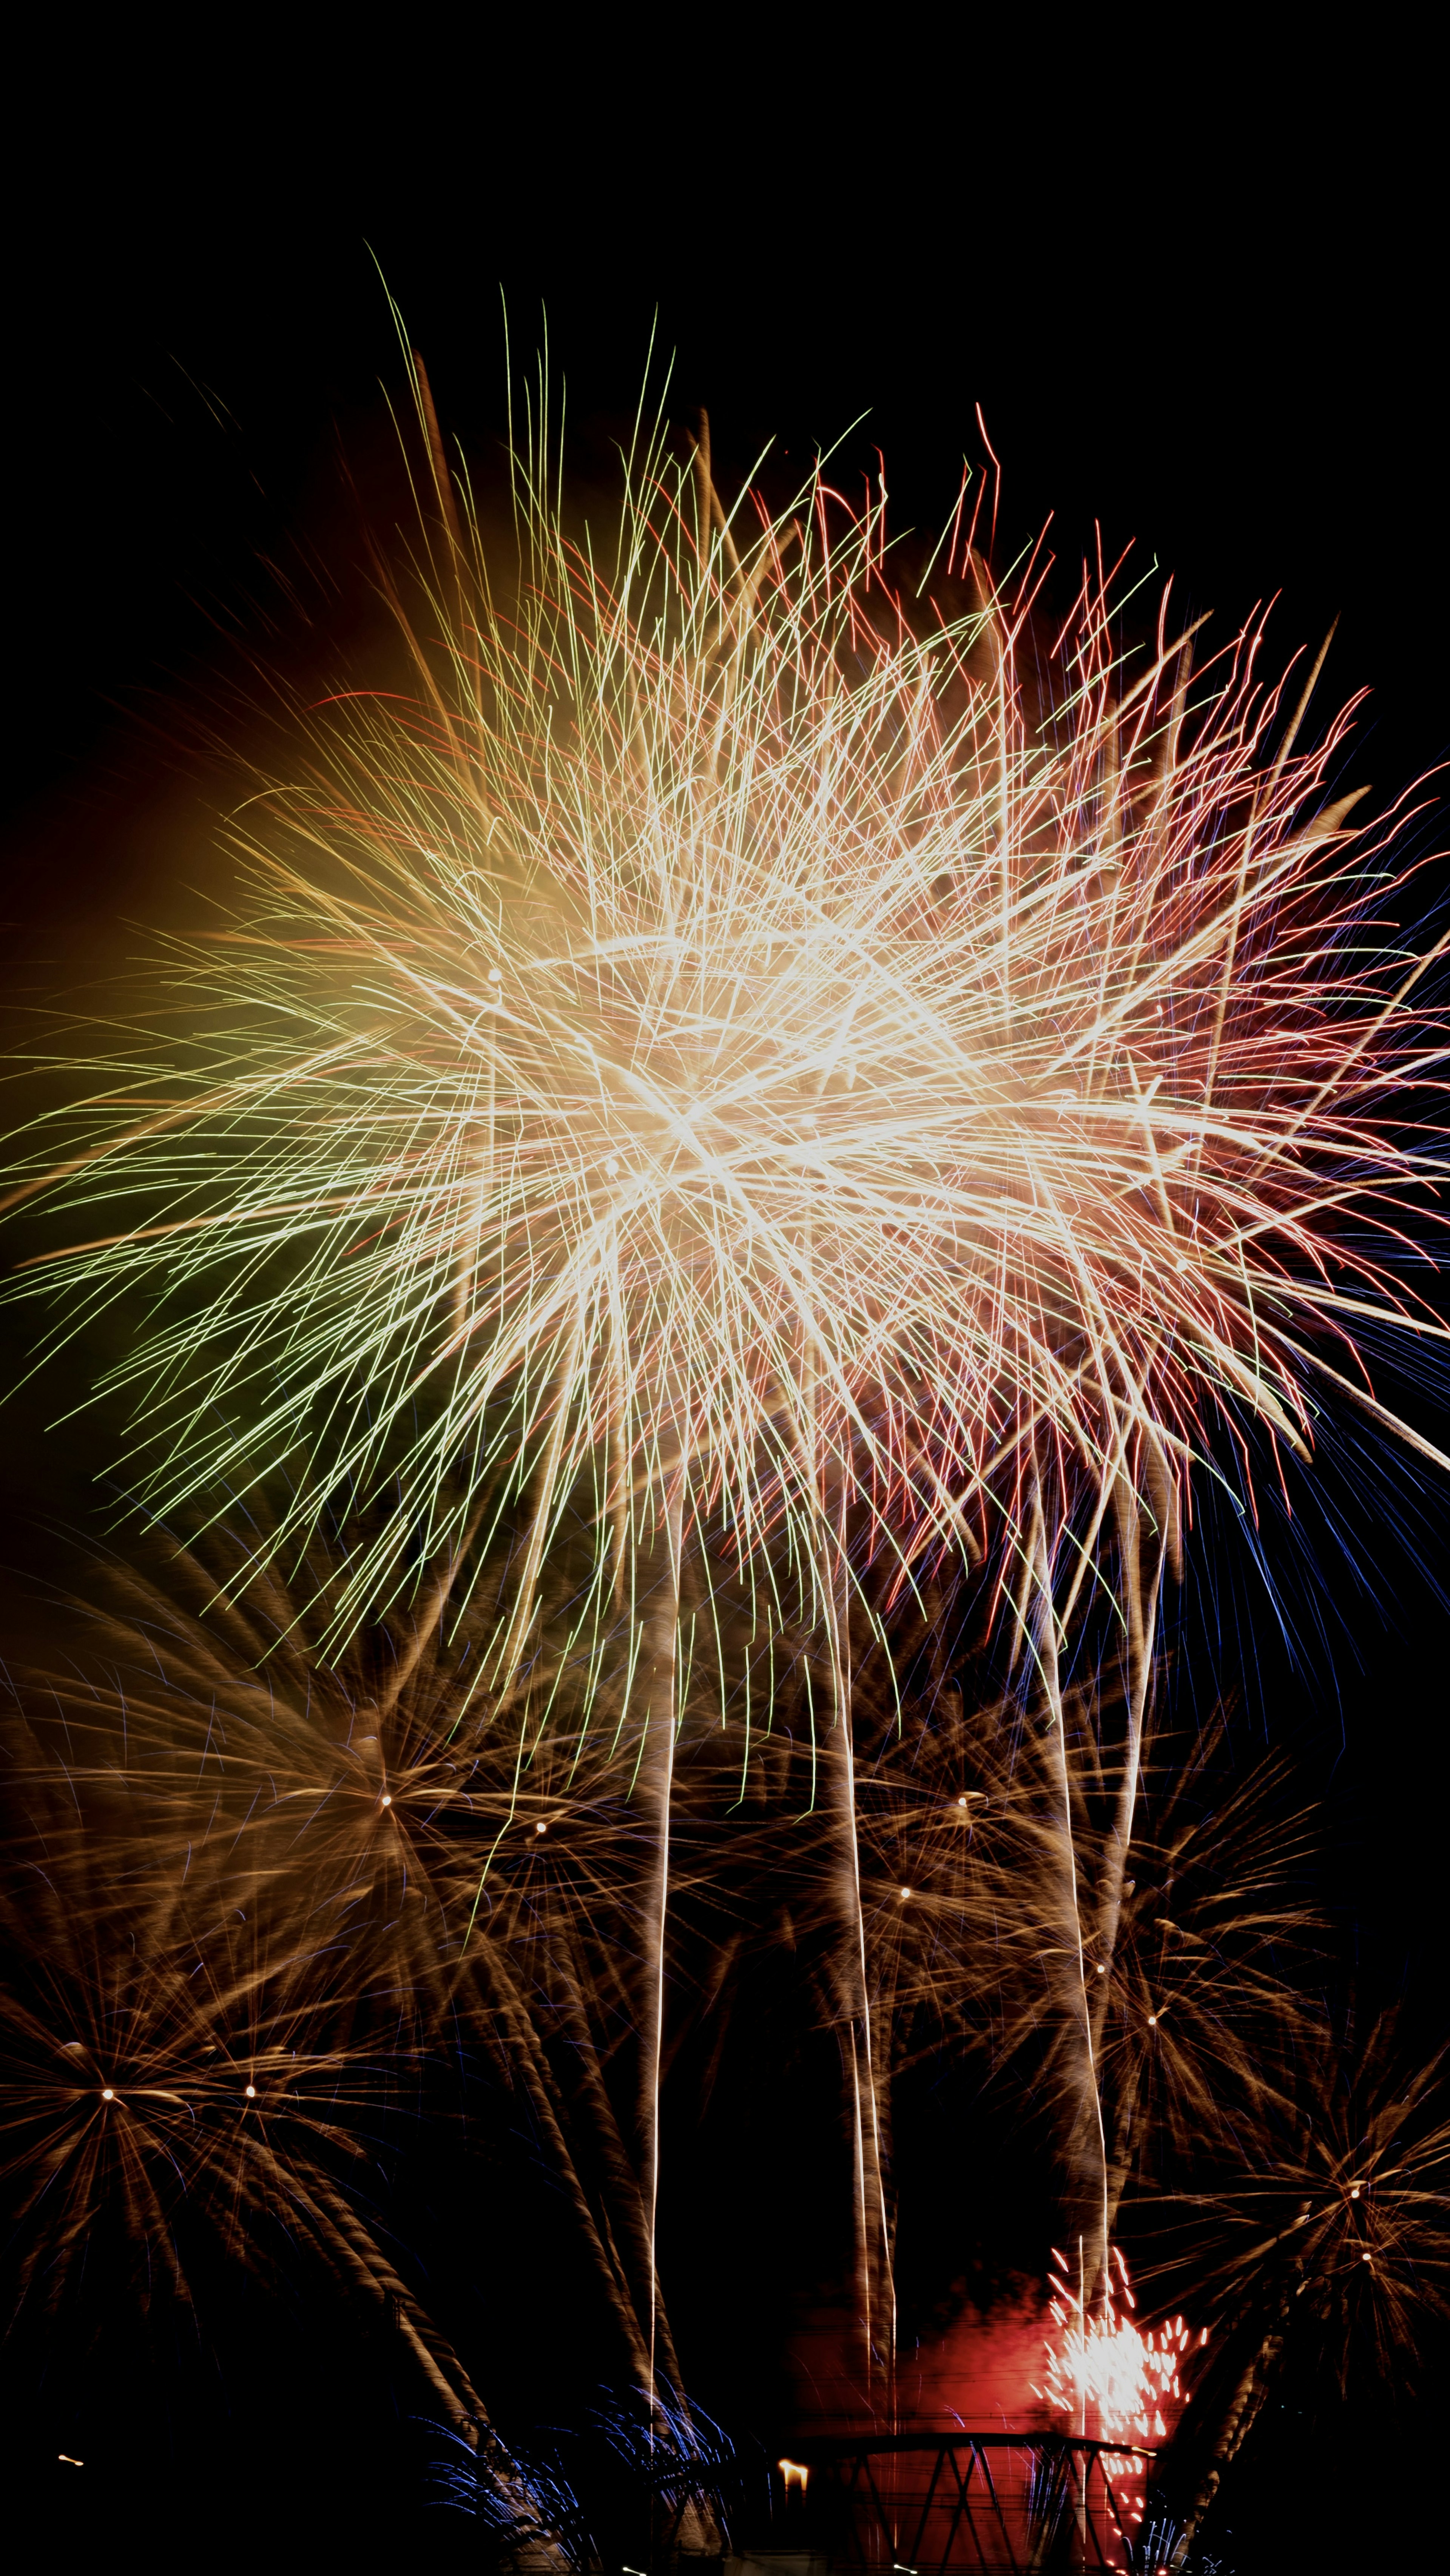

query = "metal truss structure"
[[792, 2429, 1163, 2574]]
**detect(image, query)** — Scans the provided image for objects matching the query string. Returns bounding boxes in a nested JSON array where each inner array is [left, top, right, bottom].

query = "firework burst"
[[5, 339, 1449, 2390], [8, 366, 1445, 1632], [1131, 2004, 1450, 2559], [0, 1723, 486, 2431], [1166, 2004, 1450, 2380]]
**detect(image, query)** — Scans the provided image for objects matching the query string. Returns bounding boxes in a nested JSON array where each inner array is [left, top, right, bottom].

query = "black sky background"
[[2, 29, 1447, 2567]]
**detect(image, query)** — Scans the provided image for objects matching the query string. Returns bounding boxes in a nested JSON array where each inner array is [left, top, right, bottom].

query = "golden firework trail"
[[5, 332, 1448, 2377]]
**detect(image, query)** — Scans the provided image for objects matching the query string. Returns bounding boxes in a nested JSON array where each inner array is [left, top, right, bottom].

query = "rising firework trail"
[[5, 319, 1449, 2378]]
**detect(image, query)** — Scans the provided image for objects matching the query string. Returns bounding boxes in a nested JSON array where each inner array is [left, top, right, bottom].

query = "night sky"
[[2, 31, 1445, 2570]]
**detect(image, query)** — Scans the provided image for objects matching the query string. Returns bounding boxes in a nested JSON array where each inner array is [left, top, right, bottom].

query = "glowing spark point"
[[535, 1822, 548, 1836], [1362, 2252, 1373, 2263], [1350, 2183, 1361, 2198], [100, 2088, 114, 2101], [605, 1157, 620, 1176], [899, 1885, 912, 1900], [245, 2084, 257, 2098], [379, 1792, 392, 1806], [1148, 2013, 1158, 2026]]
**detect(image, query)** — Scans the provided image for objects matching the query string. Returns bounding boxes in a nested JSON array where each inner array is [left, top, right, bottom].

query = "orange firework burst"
[[0, 1722, 486, 2432]]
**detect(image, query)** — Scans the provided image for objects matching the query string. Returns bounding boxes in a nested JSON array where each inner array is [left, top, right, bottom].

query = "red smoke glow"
[[788, 2256, 1196, 2573]]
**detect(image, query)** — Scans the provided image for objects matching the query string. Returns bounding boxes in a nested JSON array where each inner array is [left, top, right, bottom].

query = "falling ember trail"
[[638, 1445, 686, 2410]]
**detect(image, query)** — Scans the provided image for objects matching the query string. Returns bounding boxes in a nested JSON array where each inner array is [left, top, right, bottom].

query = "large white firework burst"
[[6, 367, 1444, 1662]]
